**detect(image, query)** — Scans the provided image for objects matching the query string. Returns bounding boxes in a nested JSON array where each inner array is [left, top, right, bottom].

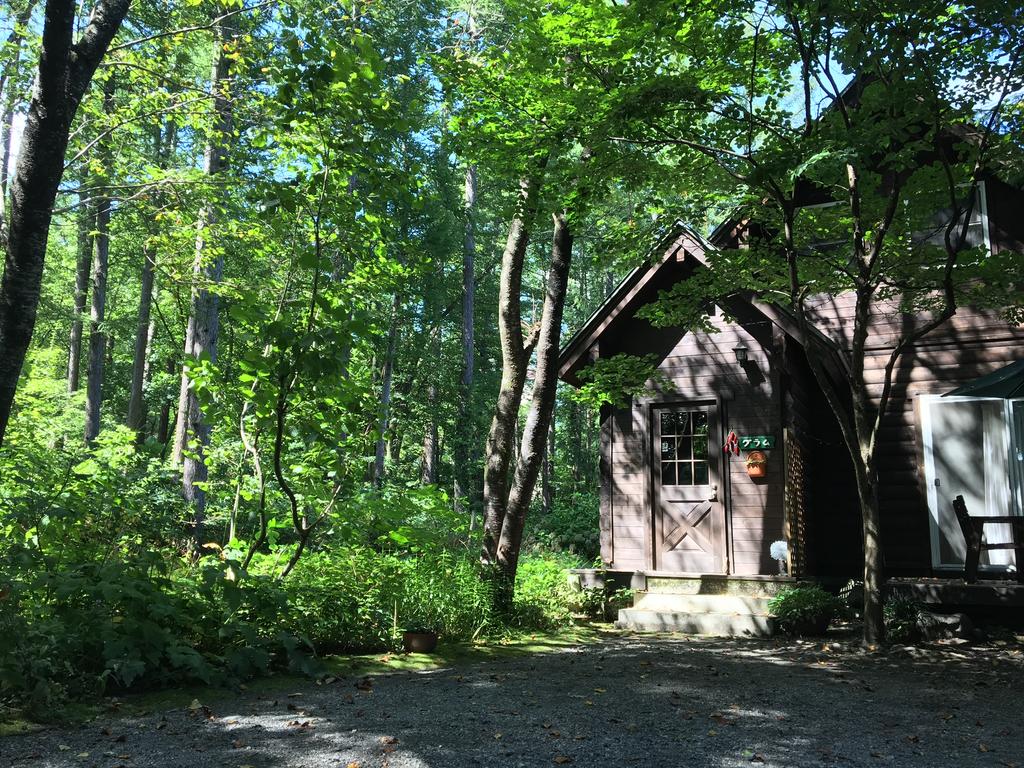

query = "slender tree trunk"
[[0, 0, 131, 448], [541, 413, 555, 516], [421, 381, 438, 484], [373, 292, 400, 486], [455, 165, 477, 515], [83, 80, 114, 443], [67, 190, 92, 391], [0, 1, 39, 210], [126, 246, 155, 434], [83, 182, 110, 441], [481, 174, 544, 566], [172, 9, 237, 546], [494, 214, 573, 606], [157, 356, 174, 445]]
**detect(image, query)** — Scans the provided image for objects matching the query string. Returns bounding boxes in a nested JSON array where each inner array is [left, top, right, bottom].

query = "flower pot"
[[745, 450, 768, 478], [402, 631, 439, 653]]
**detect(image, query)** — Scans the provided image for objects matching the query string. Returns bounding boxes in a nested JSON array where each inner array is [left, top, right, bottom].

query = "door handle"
[[708, 484, 718, 502]]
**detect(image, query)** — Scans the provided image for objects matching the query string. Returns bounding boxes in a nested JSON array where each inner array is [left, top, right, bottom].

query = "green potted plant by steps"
[[769, 585, 842, 636]]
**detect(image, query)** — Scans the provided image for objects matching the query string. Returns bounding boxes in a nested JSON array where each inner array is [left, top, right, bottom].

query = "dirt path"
[[3, 632, 1022, 768]]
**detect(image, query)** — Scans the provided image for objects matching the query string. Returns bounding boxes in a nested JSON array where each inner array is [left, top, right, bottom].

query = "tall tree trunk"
[[67, 190, 92, 392], [0, 0, 130, 448], [541, 413, 554, 516], [454, 165, 476, 515], [481, 173, 544, 566], [126, 245, 154, 434], [494, 214, 573, 606], [373, 292, 399, 486], [83, 79, 114, 443], [421, 381, 438, 485], [0, 1, 39, 210], [157, 355, 174, 445], [172, 8, 236, 546]]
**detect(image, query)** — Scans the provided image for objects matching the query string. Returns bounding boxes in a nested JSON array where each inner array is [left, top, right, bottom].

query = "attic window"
[[912, 180, 991, 254]]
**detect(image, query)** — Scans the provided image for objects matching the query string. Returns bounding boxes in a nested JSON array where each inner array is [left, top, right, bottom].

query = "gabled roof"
[[557, 219, 851, 387], [557, 222, 715, 385]]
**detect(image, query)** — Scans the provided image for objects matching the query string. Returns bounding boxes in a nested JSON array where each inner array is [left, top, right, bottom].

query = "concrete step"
[[616, 608, 775, 637], [632, 592, 772, 615]]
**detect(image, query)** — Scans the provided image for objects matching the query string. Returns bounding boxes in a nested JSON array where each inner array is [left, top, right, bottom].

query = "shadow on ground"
[[2, 630, 1022, 768]]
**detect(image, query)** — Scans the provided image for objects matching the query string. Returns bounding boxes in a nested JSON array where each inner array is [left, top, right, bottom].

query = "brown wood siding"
[[599, 307, 787, 575], [802, 294, 1024, 575]]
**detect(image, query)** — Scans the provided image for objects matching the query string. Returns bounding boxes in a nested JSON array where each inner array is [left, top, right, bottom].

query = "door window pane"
[[661, 462, 676, 485], [659, 408, 712, 487]]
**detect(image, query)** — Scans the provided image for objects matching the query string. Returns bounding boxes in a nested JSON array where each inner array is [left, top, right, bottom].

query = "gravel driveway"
[[3, 631, 1022, 768]]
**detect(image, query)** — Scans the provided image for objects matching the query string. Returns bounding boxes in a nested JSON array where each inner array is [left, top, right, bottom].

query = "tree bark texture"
[[0, 1, 40, 209], [480, 174, 543, 566], [494, 213, 573, 602], [84, 79, 114, 443], [172, 8, 235, 544], [541, 415, 554, 516], [67, 190, 92, 392], [373, 292, 400, 486], [0, 0, 131, 448], [126, 245, 155, 434], [454, 164, 476, 515]]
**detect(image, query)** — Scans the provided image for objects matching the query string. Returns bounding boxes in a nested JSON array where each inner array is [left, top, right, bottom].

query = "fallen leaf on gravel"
[[346, 763, 361, 768], [979, 744, 991, 753], [593, 688, 606, 694], [379, 736, 399, 745], [750, 754, 765, 763], [553, 756, 573, 764], [59, 746, 70, 752], [188, 699, 202, 712], [355, 678, 373, 692]]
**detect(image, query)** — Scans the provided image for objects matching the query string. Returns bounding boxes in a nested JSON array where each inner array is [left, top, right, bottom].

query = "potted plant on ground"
[[768, 585, 842, 636], [400, 604, 442, 653]]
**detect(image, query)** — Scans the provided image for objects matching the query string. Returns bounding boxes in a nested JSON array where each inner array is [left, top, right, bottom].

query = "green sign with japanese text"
[[740, 435, 775, 450]]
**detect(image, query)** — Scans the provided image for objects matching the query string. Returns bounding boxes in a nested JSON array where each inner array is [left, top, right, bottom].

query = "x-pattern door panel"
[[654, 405, 725, 573]]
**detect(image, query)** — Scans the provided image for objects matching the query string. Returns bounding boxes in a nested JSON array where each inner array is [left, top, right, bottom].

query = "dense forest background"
[[1, 0, 1020, 713]]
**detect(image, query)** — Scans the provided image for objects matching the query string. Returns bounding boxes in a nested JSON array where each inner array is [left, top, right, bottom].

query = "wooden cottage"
[[558, 181, 1024, 634]]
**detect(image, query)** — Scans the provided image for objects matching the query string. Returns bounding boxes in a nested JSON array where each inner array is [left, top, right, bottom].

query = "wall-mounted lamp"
[[733, 344, 749, 364]]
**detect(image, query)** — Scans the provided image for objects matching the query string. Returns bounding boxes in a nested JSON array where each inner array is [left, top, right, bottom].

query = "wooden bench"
[[952, 494, 1024, 583]]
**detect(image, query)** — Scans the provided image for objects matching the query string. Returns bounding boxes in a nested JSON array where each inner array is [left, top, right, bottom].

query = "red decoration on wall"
[[723, 431, 740, 455]]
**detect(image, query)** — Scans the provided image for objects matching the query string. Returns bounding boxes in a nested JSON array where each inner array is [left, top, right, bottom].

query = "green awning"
[[944, 359, 1024, 399]]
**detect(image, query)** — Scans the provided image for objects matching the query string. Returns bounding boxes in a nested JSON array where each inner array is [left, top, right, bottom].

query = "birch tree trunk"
[[0, 1, 39, 210], [0, 0, 130, 448], [172, 8, 236, 545]]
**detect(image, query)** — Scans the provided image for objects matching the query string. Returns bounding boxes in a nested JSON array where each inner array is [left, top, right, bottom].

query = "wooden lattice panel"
[[783, 428, 808, 577]]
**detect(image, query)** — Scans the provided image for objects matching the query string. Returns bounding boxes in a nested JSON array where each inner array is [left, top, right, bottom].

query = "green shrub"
[[768, 585, 842, 636], [278, 548, 496, 651], [884, 595, 924, 644], [510, 550, 583, 629], [527, 492, 600, 560]]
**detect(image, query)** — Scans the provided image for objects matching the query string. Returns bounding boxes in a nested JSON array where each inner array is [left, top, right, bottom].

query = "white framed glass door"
[[919, 396, 1022, 573]]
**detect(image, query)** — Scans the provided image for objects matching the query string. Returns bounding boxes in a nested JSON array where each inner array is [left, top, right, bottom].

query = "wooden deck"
[[887, 577, 1024, 607]]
